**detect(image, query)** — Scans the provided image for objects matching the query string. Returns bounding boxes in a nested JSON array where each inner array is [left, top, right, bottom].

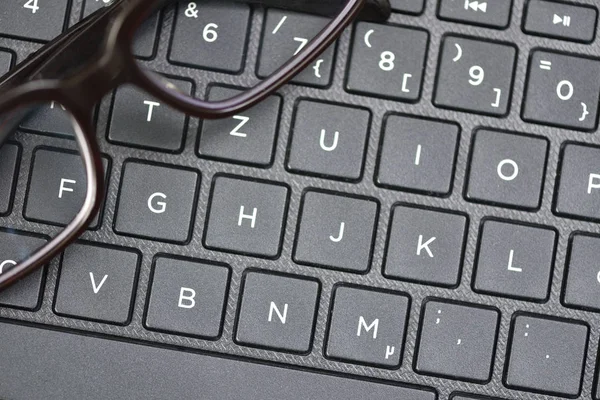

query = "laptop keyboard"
[[1, 0, 600, 399]]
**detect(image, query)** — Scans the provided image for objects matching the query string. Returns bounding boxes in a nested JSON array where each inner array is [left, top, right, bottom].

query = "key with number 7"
[[434, 36, 517, 116]]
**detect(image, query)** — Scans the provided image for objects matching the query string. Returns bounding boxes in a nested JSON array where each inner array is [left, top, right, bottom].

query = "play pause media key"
[[525, 0, 597, 43], [438, 0, 513, 29]]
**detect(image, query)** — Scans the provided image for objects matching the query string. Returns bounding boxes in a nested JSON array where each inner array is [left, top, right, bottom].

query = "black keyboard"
[[1, 0, 600, 399]]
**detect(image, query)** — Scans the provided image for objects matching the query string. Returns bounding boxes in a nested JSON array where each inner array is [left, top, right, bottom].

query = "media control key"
[[438, 0, 513, 28], [523, 51, 600, 130], [435, 37, 516, 116], [525, 0, 597, 43]]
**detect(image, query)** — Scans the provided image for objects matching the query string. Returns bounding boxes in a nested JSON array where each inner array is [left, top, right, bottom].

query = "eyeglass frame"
[[0, 0, 367, 290]]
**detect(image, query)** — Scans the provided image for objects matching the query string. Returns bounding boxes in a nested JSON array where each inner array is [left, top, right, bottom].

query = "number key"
[[523, 51, 600, 131], [0, 0, 69, 42], [258, 10, 336, 87], [347, 23, 429, 102], [169, 1, 251, 73], [434, 36, 516, 116]]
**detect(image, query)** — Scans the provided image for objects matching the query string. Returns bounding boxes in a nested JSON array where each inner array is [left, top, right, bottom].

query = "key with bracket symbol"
[[523, 51, 600, 131]]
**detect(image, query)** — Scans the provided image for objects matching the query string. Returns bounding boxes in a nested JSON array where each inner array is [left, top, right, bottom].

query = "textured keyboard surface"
[[1, 0, 600, 399]]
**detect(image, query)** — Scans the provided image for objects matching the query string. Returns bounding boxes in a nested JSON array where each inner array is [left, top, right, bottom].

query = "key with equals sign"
[[539, 60, 552, 70]]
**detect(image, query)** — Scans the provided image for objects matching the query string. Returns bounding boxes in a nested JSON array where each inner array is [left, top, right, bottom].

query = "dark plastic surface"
[[0, 1, 600, 399]]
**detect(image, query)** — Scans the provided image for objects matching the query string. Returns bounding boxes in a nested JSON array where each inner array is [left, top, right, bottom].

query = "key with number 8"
[[434, 36, 517, 116], [347, 23, 429, 102]]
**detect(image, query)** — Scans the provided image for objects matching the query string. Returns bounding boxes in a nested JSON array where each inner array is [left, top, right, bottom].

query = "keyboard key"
[[438, 0, 513, 28], [0, 230, 47, 311], [25, 148, 109, 228], [0, 50, 12, 73], [114, 161, 199, 243], [108, 82, 193, 152], [54, 243, 139, 325], [199, 86, 281, 166], [435, 37, 516, 116], [0, 144, 20, 215], [21, 102, 75, 137], [294, 191, 378, 273], [204, 177, 288, 258], [347, 23, 428, 102], [385, 206, 467, 288], [287, 101, 370, 180], [82, 0, 160, 58], [563, 234, 600, 311], [474, 220, 556, 301], [0, 322, 437, 400], [258, 9, 335, 87], [451, 396, 499, 400], [524, 0, 597, 43], [390, 0, 424, 14], [506, 315, 587, 397], [170, 1, 250, 73], [0, 0, 69, 42], [377, 116, 459, 195], [555, 144, 600, 221], [326, 286, 409, 368], [236, 272, 319, 353], [146, 257, 229, 339], [466, 129, 548, 209], [523, 51, 600, 131], [415, 300, 499, 382]]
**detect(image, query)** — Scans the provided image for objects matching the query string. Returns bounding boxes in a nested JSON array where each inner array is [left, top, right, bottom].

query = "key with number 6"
[[434, 36, 517, 116]]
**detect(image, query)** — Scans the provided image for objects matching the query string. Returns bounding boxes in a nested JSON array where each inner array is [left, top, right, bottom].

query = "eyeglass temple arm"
[[0, 5, 118, 145], [239, 0, 391, 21]]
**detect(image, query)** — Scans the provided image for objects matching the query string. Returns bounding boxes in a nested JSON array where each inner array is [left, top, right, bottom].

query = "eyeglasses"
[[0, 0, 389, 291]]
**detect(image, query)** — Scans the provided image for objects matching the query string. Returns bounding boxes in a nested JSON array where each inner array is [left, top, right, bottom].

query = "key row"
[[3, 23, 599, 132], [168, 3, 600, 130], [6, 151, 600, 308], [1, 0, 597, 46], [0, 238, 590, 397], [14, 94, 600, 218]]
